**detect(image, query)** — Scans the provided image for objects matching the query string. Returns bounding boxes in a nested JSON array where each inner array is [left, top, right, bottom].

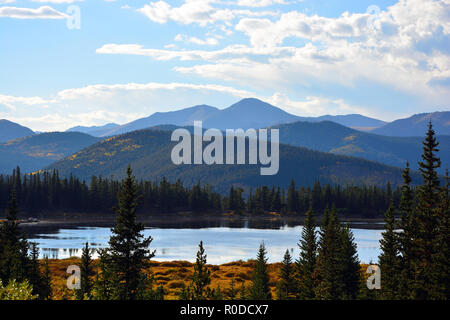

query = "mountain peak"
[[0, 119, 35, 143]]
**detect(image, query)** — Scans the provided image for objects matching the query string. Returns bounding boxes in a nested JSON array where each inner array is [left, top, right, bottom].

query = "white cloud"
[[265, 92, 380, 119], [0, 94, 54, 111], [138, 0, 277, 26], [175, 34, 219, 46], [0, 0, 16, 4], [235, 0, 288, 8], [31, 0, 83, 3], [107, 0, 449, 106], [0, 6, 68, 19], [96, 43, 296, 61]]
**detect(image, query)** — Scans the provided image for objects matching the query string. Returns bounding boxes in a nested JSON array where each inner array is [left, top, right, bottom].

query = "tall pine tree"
[[296, 201, 317, 299], [192, 241, 211, 300], [249, 242, 272, 300], [378, 201, 400, 299], [411, 121, 441, 299], [100, 166, 155, 300], [276, 250, 296, 300], [398, 162, 414, 299]]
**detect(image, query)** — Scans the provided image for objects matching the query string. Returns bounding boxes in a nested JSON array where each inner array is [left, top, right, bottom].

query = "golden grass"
[[45, 258, 372, 300]]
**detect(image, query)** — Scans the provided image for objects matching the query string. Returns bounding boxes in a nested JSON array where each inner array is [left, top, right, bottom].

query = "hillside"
[[271, 121, 450, 173], [0, 132, 100, 174], [372, 111, 450, 136], [0, 119, 35, 143], [45, 128, 420, 192]]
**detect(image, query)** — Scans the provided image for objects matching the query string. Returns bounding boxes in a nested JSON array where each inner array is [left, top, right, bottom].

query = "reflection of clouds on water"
[[29, 226, 382, 263]]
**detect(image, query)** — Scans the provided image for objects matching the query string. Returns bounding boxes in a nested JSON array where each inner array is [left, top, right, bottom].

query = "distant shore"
[[15, 212, 386, 234]]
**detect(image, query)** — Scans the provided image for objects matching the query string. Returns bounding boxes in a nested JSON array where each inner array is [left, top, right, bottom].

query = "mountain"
[[103, 105, 218, 136], [0, 119, 35, 143], [271, 121, 449, 174], [45, 128, 421, 193], [67, 123, 119, 137], [313, 114, 386, 131], [0, 132, 100, 174], [96, 98, 386, 136], [372, 111, 450, 136], [202, 98, 300, 130]]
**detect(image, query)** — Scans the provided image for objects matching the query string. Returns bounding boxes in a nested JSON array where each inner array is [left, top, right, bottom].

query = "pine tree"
[[378, 201, 401, 299], [287, 179, 297, 214], [296, 202, 317, 299], [339, 223, 361, 299], [398, 162, 414, 299], [276, 249, 295, 299], [412, 121, 441, 299], [249, 242, 272, 300], [101, 166, 155, 300], [77, 242, 94, 299], [315, 206, 343, 300], [28, 242, 43, 298], [431, 168, 449, 299], [238, 283, 247, 300], [192, 241, 211, 300], [227, 278, 237, 300], [0, 191, 29, 284], [40, 257, 52, 300]]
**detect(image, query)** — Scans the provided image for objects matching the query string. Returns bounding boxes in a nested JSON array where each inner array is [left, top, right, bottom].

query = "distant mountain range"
[[372, 111, 450, 136], [67, 98, 388, 137], [0, 119, 35, 143], [0, 132, 100, 174], [67, 123, 119, 137], [46, 128, 420, 192], [271, 121, 449, 174]]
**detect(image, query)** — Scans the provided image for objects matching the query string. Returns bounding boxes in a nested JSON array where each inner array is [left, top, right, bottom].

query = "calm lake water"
[[28, 225, 383, 264]]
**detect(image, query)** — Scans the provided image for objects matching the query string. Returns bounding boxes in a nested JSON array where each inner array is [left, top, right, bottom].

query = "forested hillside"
[[45, 128, 421, 192]]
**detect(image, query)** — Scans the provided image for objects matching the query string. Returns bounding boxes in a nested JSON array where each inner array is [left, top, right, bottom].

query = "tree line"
[[1, 169, 403, 218]]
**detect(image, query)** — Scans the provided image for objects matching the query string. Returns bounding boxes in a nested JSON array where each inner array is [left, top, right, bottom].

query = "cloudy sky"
[[0, 0, 449, 131]]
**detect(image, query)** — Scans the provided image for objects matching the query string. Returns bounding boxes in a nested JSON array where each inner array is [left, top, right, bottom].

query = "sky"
[[0, 0, 449, 132]]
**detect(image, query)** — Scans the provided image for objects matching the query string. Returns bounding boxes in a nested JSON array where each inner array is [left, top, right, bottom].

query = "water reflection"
[[27, 225, 383, 264]]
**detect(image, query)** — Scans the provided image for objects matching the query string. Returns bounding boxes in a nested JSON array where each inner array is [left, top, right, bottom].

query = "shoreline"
[[16, 212, 386, 232]]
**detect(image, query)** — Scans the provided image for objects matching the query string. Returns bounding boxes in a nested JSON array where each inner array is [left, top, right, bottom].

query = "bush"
[[0, 279, 38, 300]]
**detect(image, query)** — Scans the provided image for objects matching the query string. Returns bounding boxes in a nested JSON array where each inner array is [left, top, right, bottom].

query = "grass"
[[44, 258, 371, 300]]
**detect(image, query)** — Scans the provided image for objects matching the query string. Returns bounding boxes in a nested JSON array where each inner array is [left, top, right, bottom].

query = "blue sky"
[[0, 0, 449, 131]]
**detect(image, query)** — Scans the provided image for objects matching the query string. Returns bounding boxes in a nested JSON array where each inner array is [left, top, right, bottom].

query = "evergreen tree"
[[432, 168, 449, 299], [238, 283, 247, 300], [93, 248, 117, 300], [296, 202, 317, 299], [192, 241, 211, 300], [287, 179, 297, 214], [0, 191, 29, 284], [40, 257, 52, 300], [77, 242, 94, 299], [276, 250, 296, 300], [227, 279, 237, 300], [28, 242, 43, 298], [379, 201, 401, 299], [339, 223, 361, 299], [101, 166, 155, 300], [315, 206, 343, 300], [398, 162, 414, 299], [249, 242, 272, 300], [412, 121, 441, 299]]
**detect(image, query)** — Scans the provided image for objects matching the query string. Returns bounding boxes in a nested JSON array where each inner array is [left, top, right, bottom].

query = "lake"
[[27, 225, 383, 264]]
